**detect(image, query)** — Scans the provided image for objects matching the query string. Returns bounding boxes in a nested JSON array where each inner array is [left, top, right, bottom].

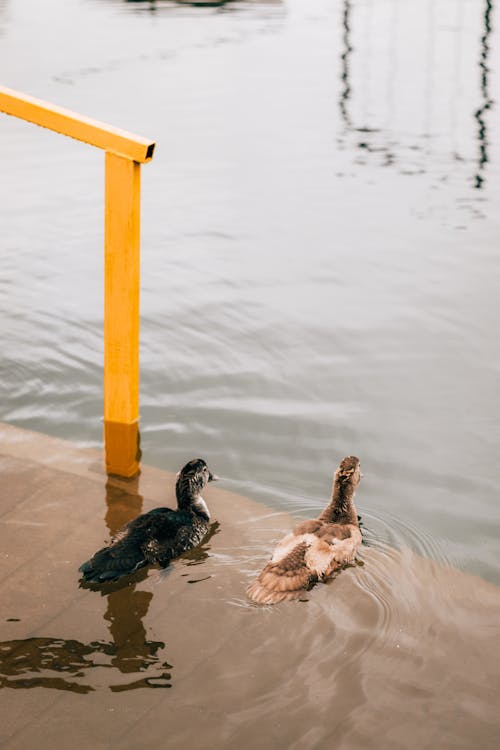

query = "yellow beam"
[[104, 152, 141, 476], [0, 85, 155, 162]]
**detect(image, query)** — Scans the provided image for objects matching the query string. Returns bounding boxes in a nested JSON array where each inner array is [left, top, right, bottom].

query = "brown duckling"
[[247, 456, 363, 604]]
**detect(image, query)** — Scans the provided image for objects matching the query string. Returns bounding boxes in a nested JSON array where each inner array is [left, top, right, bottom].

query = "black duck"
[[79, 458, 218, 584]]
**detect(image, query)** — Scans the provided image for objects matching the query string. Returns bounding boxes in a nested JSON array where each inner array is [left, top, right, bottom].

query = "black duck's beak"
[[208, 471, 219, 482]]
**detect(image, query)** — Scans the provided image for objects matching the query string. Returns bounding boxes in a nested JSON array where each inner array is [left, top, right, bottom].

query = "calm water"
[[1, 0, 500, 591]]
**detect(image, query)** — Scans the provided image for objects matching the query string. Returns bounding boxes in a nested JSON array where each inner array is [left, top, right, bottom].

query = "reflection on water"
[[0, 558, 173, 694], [105, 588, 173, 692], [474, 0, 494, 188], [121, 0, 282, 11], [104, 475, 144, 533], [339, 0, 496, 189], [124, 0, 228, 8], [339, 0, 352, 129], [0, 474, 222, 692], [90, 475, 174, 690], [1, 479, 169, 692], [0, 629, 171, 693]]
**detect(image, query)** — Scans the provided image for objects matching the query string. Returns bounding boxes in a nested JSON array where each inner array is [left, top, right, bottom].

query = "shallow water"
[[1, 430, 500, 749], [1, 0, 499, 591]]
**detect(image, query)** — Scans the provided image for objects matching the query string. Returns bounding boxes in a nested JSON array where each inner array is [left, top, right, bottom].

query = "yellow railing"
[[0, 85, 155, 478]]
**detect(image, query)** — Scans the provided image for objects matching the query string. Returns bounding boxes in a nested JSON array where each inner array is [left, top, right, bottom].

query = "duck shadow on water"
[[1, 477, 219, 693]]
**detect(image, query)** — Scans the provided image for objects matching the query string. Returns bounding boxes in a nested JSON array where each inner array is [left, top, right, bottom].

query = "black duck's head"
[[176, 458, 219, 517]]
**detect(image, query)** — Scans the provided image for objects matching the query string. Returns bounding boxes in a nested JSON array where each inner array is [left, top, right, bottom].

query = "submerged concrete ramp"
[[1, 422, 500, 749]]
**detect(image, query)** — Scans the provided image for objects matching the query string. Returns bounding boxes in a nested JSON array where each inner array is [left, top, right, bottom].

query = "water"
[[1, 436, 500, 747], [0, 0, 499, 630]]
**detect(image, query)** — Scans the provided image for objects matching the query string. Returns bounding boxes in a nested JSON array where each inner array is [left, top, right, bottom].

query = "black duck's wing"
[[78, 538, 146, 583], [79, 507, 177, 584], [139, 509, 196, 566]]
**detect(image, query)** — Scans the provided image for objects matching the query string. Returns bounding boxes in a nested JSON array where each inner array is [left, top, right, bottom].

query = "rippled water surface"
[[1, 0, 500, 590]]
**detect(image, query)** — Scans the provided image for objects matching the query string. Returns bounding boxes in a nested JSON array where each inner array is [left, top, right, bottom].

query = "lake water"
[[1, 0, 499, 590]]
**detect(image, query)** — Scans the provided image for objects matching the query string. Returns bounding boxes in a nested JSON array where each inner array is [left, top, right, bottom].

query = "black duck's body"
[[79, 459, 217, 584]]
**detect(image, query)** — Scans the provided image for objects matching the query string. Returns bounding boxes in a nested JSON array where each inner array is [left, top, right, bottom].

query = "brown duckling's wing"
[[318, 523, 362, 575], [246, 528, 334, 604], [246, 541, 314, 604], [247, 523, 363, 605]]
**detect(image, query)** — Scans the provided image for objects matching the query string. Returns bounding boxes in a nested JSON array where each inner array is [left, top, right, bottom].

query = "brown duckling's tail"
[[246, 543, 315, 605], [246, 578, 305, 605]]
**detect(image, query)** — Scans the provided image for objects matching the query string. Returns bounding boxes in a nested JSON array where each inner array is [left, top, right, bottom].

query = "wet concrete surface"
[[1, 422, 500, 749]]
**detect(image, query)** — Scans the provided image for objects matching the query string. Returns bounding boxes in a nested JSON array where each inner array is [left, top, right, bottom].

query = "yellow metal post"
[[0, 85, 155, 478], [104, 153, 141, 477]]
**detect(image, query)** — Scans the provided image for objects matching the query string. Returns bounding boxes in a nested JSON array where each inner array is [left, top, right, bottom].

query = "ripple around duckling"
[[300, 506, 455, 653], [345, 508, 469, 654], [352, 548, 398, 646], [360, 508, 453, 569]]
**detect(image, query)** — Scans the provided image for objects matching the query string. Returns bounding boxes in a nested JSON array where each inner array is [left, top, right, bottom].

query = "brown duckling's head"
[[335, 455, 362, 489]]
